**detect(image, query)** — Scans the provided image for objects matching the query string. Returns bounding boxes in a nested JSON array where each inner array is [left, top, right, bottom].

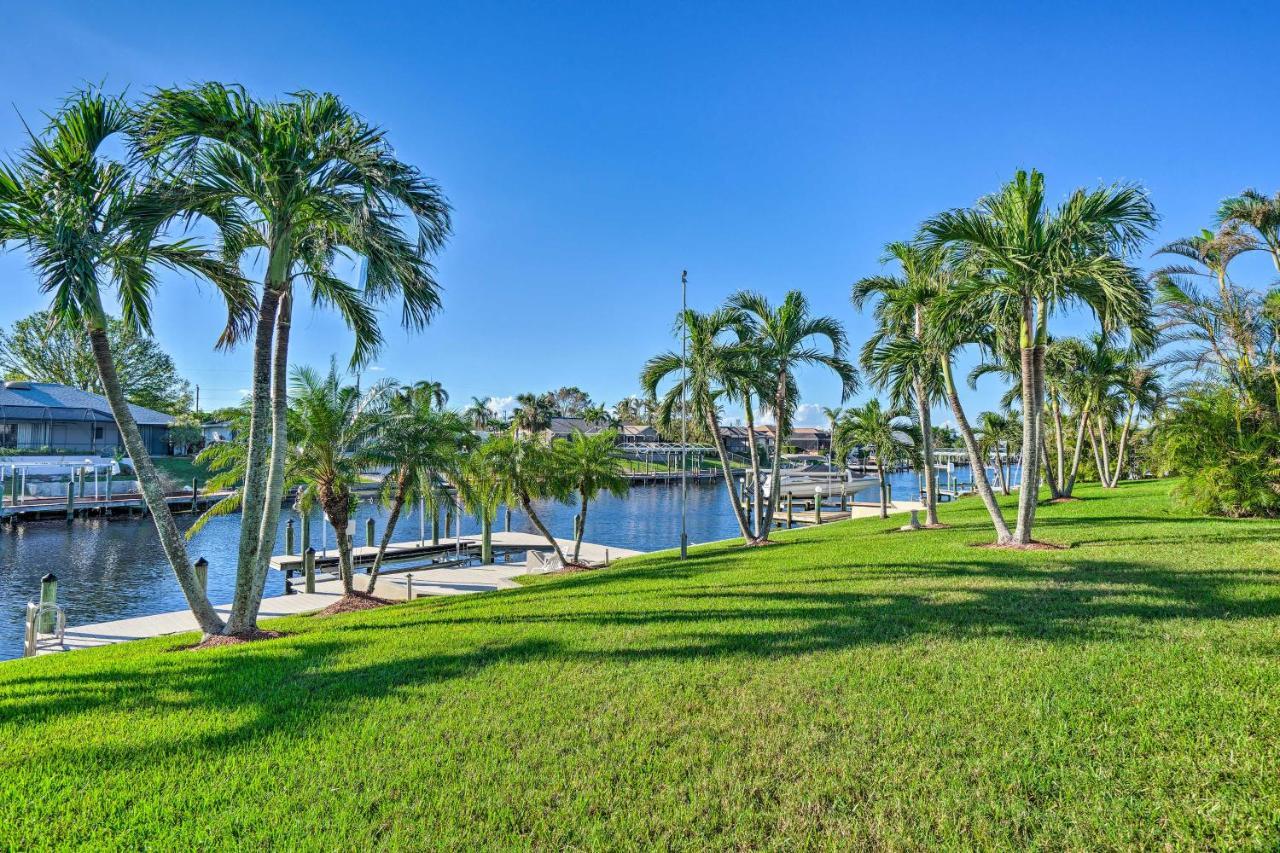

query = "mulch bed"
[[557, 562, 599, 573], [1048, 497, 1083, 504], [181, 629, 285, 652], [744, 538, 780, 547], [316, 592, 397, 616]]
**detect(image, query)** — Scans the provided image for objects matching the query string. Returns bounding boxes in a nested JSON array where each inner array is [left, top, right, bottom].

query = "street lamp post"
[[680, 270, 688, 559]]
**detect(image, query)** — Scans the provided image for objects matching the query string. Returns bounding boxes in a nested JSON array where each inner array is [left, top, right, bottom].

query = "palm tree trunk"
[[572, 492, 588, 562], [1040, 433, 1059, 498], [365, 488, 406, 594], [247, 291, 294, 617], [519, 494, 567, 565], [913, 308, 939, 526], [743, 393, 763, 537], [914, 372, 939, 525], [1096, 415, 1115, 488], [87, 325, 225, 636], [877, 462, 888, 518], [225, 289, 280, 634], [334, 521, 355, 596], [1111, 402, 1137, 486], [942, 357, 1012, 542], [757, 379, 790, 534], [1064, 405, 1090, 496], [1052, 401, 1066, 488], [1013, 306, 1040, 544], [1088, 421, 1106, 486], [706, 410, 753, 541]]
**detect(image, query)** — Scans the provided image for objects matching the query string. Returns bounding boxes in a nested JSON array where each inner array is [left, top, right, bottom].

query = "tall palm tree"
[[1219, 189, 1280, 272], [481, 433, 572, 565], [555, 429, 630, 562], [852, 241, 946, 526], [821, 406, 843, 465], [641, 307, 756, 542], [136, 83, 451, 633], [923, 169, 1156, 544], [728, 290, 859, 535], [409, 380, 449, 410], [364, 392, 473, 593], [0, 89, 252, 637], [924, 290, 1015, 541], [463, 396, 494, 430], [511, 392, 555, 435], [290, 362, 388, 597], [835, 401, 917, 519]]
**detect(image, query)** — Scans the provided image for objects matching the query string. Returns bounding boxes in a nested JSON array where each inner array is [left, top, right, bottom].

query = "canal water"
[[0, 465, 1014, 660]]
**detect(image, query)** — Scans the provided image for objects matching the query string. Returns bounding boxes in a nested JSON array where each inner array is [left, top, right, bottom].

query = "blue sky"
[[1, 1, 1278, 424]]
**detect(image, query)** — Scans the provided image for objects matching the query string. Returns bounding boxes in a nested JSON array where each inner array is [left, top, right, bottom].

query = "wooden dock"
[[774, 499, 928, 527], [0, 489, 233, 523]]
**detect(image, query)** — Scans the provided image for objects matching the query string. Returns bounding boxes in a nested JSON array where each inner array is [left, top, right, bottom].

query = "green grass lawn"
[[2, 479, 1279, 848], [150, 455, 213, 489]]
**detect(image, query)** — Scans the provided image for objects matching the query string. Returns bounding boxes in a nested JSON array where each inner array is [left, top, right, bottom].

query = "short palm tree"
[[976, 411, 1017, 495], [481, 434, 572, 565], [555, 429, 629, 562], [641, 307, 756, 542], [0, 89, 252, 637], [728, 290, 859, 534], [365, 390, 473, 593], [835, 400, 917, 519], [290, 362, 388, 597], [924, 169, 1156, 544], [511, 392, 555, 435], [136, 83, 451, 632]]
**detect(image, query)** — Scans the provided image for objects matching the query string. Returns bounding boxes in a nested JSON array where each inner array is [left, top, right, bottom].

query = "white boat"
[[756, 454, 878, 500]]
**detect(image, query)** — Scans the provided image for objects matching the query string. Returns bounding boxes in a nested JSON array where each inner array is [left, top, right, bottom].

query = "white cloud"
[[791, 403, 828, 427], [486, 395, 517, 417], [368, 365, 386, 372], [237, 388, 250, 396]]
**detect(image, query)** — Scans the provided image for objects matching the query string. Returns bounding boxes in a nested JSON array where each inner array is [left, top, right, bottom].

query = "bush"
[[1151, 387, 1280, 517]]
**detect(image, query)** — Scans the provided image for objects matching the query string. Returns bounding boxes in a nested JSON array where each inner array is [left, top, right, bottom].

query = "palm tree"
[[481, 433, 572, 565], [0, 89, 252, 637], [923, 169, 1156, 544], [511, 392, 555, 435], [289, 362, 388, 597], [835, 401, 916, 519], [463, 396, 494, 430], [136, 83, 451, 633], [976, 411, 1017, 495], [641, 307, 756, 542], [924, 288, 1015, 541], [409, 380, 449, 410], [455, 438, 505, 564], [364, 391, 473, 593], [555, 429, 630, 562], [852, 241, 947, 526], [728, 290, 859, 535], [821, 406, 843, 463], [1218, 189, 1280, 272]]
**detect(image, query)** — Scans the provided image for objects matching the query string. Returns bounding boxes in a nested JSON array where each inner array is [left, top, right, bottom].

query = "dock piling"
[[193, 557, 208, 592], [65, 481, 74, 521], [39, 573, 57, 634], [504, 507, 511, 533], [285, 519, 295, 556], [786, 492, 793, 528], [366, 518, 375, 548], [191, 477, 199, 512], [301, 513, 311, 553], [303, 548, 316, 594]]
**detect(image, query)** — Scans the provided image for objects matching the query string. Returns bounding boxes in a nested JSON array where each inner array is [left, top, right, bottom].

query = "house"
[[541, 417, 611, 441], [0, 381, 174, 455], [786, 427, 831, 453], [619, 424, 659, 445], [719, 426, 774, 457], [200, 421, 235, 445]]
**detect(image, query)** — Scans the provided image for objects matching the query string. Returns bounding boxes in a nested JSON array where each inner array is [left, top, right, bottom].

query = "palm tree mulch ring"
[[972, 540, 1067, 551], [317, 591, 396, 616], [181, 629, 286, 651]]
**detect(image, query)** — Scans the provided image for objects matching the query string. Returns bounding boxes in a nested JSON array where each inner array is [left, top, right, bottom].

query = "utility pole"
[[680, 270, 688, 559], [194, 385, 200, 417]]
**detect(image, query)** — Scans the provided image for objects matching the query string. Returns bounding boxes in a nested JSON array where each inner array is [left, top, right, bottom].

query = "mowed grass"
[[2, 479, 1279, 849]]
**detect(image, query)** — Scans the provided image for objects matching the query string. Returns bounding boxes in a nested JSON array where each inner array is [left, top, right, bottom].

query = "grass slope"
[[2, 480, 1278, 849]]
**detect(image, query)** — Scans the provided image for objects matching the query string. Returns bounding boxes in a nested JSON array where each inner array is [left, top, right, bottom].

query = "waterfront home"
[[0, 381, 174, 455], [541, 416, 612, 441], [619, 424, 659, 445], [200, 420, 235, 445]]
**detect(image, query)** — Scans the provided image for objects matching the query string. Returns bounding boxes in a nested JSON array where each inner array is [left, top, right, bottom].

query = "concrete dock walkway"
[[40, 532, 642, 655]]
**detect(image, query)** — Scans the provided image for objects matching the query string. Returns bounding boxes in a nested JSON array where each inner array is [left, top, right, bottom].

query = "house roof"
[[545, 416, 610, 436], [620, 424, 658, 435], [0, 382, 174, 426]]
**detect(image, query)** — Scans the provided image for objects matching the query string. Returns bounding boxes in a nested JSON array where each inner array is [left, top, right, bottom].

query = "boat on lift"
[[756, 454, 878, 500]]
